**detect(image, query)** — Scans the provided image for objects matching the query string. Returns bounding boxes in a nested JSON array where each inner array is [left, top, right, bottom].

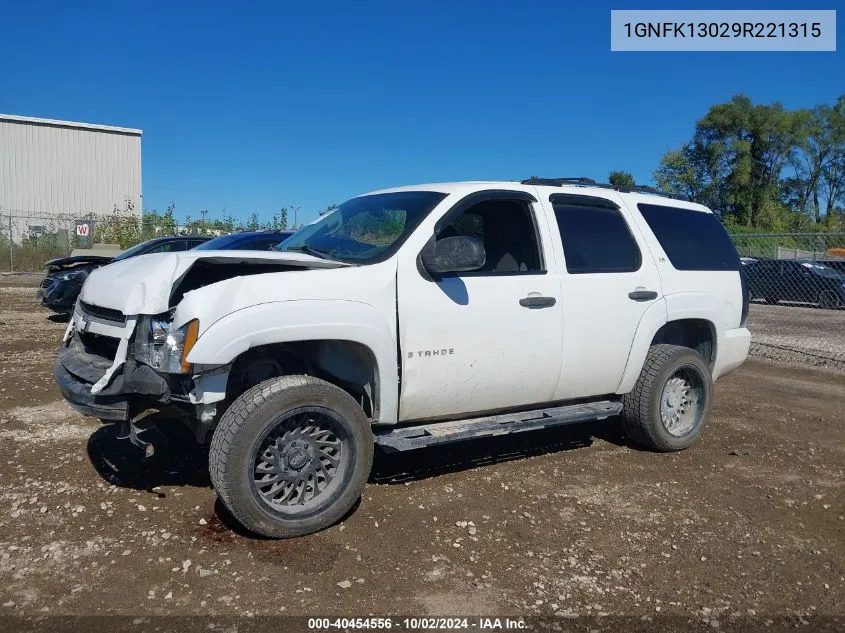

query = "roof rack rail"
[[521, 177, 596, 186], [521, 177, 689, 201]]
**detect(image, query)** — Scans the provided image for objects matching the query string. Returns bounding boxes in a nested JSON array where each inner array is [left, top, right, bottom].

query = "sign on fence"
[[75, 220, 94, 248]]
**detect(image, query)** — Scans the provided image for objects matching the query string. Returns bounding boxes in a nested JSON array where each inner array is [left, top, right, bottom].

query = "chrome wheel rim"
[[251, 407, 348, 513], [659, 367, 706, 437]]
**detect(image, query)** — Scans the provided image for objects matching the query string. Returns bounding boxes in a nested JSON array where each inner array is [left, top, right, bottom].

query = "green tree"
[[654, 94, 845, 231], [608, 171, 635, 187]]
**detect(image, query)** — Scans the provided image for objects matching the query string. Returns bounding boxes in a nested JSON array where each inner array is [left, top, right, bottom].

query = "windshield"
[[113, 239, 158, 261], [274, 191, 448, 263], [801, 262, 845, 280]]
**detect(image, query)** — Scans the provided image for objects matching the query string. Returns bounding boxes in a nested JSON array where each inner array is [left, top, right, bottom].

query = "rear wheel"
[[818, 290, 841, 310], [209, 375, 373, 538], [621, 344, 713, 452]]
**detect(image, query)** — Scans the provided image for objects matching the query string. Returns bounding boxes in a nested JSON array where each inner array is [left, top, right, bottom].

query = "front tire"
[[621, 344, 713, 452], [209, 375, 373, 538]]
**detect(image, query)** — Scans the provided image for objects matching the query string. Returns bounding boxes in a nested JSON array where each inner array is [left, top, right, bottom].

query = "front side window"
[[552, 198, 641, 274], [275, 191, 447, 263], [435, 199, 543, 274], [113, 239, 159, 261], [147, 241, 189, 254]]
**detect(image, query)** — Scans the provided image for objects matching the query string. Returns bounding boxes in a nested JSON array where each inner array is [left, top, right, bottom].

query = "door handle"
[[628, 290, 658, 302], [519, 295, 556, 308]]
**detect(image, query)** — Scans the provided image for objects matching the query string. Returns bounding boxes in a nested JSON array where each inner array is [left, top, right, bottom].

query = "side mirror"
[[420, 236, 486, 276]]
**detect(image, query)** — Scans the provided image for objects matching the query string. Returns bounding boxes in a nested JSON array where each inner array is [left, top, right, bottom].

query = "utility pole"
[[8, 215, 12, 272]]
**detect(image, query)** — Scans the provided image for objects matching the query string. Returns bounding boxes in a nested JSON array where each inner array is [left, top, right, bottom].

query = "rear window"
[[638, 204, 739, 271]]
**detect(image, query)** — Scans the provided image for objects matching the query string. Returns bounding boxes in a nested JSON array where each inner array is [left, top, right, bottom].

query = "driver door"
[[396, 193, 564, 422]]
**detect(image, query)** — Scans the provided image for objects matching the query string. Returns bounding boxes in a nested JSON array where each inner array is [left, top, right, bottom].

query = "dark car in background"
[[39, 236, 210, 314], [744, 258, 845, 310], [192, 229, 295, 252]]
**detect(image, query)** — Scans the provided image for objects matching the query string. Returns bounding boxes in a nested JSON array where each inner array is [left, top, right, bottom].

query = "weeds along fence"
[[731, 232, 845, 261], [0, 211, 290, 272]]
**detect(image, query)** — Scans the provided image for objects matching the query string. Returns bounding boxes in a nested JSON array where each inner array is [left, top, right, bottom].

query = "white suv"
[[55, 177, 751, 538]]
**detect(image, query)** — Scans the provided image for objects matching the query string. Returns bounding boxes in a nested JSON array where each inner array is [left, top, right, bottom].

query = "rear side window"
[[638, 203, 739, 271], [551, 198, 641, 274]]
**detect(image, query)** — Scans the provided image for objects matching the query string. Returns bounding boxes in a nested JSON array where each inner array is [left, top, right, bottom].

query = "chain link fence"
[[1, 211, 292, 272], [732, 232, 845, 308], [732, 232, 845, 370]]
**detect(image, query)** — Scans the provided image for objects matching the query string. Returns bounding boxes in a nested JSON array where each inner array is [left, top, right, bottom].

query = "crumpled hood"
[[79, 249, 350, 315], [45, 255, 113, 270]]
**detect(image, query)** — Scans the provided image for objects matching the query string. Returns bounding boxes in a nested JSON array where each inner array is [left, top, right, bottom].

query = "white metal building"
[[0, 114, 142, 238]]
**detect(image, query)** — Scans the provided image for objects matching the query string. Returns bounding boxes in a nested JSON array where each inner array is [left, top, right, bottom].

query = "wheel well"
[[226, 340, 380, 419], [651, 319, 716, 369]]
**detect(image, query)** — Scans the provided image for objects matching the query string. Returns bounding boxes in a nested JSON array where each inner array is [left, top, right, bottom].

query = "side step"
[[373, 400, 622, 452]]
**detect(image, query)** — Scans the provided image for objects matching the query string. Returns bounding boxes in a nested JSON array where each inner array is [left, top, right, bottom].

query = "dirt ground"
[[0, 286, 843, 631], [749, 301, 845, 370]]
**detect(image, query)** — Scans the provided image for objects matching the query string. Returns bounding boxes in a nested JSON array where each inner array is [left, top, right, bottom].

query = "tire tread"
[[621, 344, 711, 452], [209, 375, 372, 538]]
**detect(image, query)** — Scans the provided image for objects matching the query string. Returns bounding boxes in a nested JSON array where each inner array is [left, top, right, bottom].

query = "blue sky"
[[1, 0, 842, 225]]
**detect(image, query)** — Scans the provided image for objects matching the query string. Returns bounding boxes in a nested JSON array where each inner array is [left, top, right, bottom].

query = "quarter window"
[[551, 198, 641, 274], [638, 203, 739, 271]]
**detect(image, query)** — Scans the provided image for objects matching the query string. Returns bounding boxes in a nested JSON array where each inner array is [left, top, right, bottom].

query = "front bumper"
[[54, 334, 175, 422], [54, 357, 129, 421], [39, 278, 83, 312]]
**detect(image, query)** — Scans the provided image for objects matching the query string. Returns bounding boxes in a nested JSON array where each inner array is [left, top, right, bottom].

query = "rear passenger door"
[[540, 193, 663, 400]]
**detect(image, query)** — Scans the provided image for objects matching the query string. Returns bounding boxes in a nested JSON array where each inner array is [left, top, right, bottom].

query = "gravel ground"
[[747, 302, 845, 370], [1, 287, 844, 633]]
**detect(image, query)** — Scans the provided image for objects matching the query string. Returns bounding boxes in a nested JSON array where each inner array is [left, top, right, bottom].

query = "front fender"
[[185, 300, 399, 424]]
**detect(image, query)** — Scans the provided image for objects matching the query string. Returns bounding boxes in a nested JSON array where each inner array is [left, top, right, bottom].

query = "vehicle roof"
[[226, 229, 295, 237], [361, 181, 712, 213], [148, 235, 212, 243]]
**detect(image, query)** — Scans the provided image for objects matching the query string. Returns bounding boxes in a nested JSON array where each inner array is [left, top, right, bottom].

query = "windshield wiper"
[[281, 245, 334, 260]]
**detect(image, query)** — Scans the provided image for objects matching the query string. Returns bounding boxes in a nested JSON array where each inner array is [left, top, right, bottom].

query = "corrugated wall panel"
[[0, 118, 142, 223]]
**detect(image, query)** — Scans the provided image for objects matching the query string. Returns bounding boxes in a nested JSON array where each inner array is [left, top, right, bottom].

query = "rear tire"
[[621, 344, 713, 452], [818, 290, 841, 310], [209, 375, 373, 538]]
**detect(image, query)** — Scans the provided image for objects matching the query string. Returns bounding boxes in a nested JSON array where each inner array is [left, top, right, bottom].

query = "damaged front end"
[[54, 302, 220, 454], [54, 248, 350, 453]]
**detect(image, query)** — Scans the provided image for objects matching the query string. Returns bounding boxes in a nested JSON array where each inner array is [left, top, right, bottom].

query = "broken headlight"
[[134, 316, 200, 374], [60, 270, 88, 282]]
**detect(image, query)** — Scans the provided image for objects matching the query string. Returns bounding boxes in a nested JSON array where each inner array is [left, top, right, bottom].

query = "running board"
[[374, 400, 622, 452]]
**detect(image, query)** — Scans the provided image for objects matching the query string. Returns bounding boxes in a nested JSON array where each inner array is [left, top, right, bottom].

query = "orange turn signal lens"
[[180, 319, 200, 373]]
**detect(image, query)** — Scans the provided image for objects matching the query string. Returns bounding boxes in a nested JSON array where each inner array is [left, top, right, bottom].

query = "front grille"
[[79, 301, 126, 325], [76, 331, 121, 361], [41, 277, 54, 289]]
